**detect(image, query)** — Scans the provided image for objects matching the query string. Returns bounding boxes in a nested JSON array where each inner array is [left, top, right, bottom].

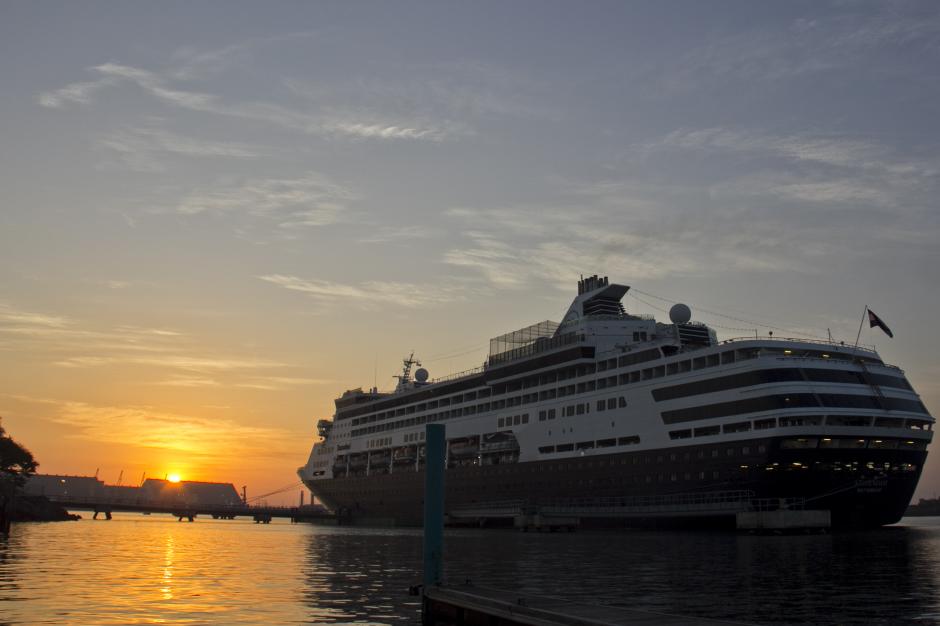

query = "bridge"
[[47, 494, 336, 524]]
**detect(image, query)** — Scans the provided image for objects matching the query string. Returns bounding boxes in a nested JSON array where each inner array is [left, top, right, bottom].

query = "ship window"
[[557, 443, 574, 452], [597, 400, 606, 411], [754, 418, 776, 430], [566, 406, 575, 417], [693, 426, 720, 437], [597, 438, 616, 448], [498, 417, 504, 428], [669, 429, 692, 440], [513, 415, 521, 426], [619, 397, 627, 408], [723, 421, 751, 434], [576, 441, 594, 450], [779, 415, 823, 427], [576, 404, 585, 416], [548, 408, 556, 420], [780, 438, 818, 449], [827, 415, 872, 427], [721, 351, 736, 364], [539, 410, 547, 421], [618, 436, 640, 446], [539, 446, 555, 454], [522, 414, 529, 424]]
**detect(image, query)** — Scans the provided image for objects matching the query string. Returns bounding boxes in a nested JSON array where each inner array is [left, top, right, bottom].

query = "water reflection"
[[161, 533, 175, 600], [1, 515, 939, 624], [301, 527, 423, 624]]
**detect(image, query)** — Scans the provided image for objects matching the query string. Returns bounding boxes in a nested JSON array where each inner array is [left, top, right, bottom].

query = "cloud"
[[46, 400, 298, 463], [652, 8, 940, 94], [0, 303, 71, 328], [172, 172, 353, 230], [37, 78, 116, 108], [652, 127, 939, 177], [97, 125, 264, 172], [258, 274, 466, 309], [42, 61, 452, 141], [356, 225, 436, 244], [55, 354, 286, 371]]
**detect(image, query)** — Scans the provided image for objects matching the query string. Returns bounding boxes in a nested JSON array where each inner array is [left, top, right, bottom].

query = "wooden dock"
[[423, 584, 756, 626]]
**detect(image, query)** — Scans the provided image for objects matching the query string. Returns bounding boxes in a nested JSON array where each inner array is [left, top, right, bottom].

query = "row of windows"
[[538, 435, 641, 454], [666, 413, 931, 441], [349, 359, 905, 440], [779, 437, 927, 450], [341, 342, 886, 425], [367, 437, 392, 449], [403, 431, 425, 443], [498, 414, 529, 429], [652, 367, 913, 402], [661, 393, 930, 425]]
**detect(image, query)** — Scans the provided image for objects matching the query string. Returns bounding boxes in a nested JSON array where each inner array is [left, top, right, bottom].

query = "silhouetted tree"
[[0, 419, 38, 488]]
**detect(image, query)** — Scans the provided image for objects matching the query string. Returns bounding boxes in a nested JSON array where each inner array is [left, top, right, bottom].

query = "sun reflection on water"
[[161, 533, 175, 601]]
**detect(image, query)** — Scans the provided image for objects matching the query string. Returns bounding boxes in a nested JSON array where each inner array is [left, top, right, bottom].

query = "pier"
[[448, 492, 831, 531], [45, 494, 335, 524], [423, 584, 755, 626]]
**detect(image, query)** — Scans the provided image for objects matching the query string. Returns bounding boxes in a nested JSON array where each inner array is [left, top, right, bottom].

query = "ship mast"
[[393, 352, 421, 392]]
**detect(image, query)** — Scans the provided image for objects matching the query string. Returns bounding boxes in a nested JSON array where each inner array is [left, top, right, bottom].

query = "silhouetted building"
[[140, 479, 240, 506], [24, 474, 103, 499]]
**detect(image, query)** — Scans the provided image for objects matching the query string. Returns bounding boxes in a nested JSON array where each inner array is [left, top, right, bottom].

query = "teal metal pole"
[[423, 423, 445, 590]]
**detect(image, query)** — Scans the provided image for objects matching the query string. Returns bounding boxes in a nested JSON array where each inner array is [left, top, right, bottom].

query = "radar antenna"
[[393, 352, 422, 392]]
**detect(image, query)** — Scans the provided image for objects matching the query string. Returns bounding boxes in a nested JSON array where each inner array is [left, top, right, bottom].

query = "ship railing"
[[533, 490, 756, 510], [748, 497, 807, 512], [431, 365, 486, 384], [453, 491, 756, 514], [721, 335, 878, 353], [487, 331, 585, 368]]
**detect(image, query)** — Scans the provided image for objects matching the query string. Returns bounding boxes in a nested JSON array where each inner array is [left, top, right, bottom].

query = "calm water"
[[2, 514, 940, 625]]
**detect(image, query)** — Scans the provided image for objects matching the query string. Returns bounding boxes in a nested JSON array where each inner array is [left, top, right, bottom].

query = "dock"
[[423, 584, 755, 626]]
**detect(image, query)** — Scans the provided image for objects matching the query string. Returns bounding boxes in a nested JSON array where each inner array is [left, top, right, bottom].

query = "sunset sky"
[[2, 1, 938, 504]]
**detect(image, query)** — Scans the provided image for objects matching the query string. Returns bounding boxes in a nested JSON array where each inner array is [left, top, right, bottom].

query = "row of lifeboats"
[[331, 432, 521, 476]]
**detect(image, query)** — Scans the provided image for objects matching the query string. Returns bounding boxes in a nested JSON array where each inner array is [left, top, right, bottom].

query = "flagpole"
[[853, 305, 867, 349]]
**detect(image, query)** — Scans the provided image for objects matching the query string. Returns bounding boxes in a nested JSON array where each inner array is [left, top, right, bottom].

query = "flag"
[[867, 309, 894, 338]]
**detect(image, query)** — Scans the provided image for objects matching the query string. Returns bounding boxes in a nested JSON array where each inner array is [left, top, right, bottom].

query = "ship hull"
[[304, 436, 926, 529]]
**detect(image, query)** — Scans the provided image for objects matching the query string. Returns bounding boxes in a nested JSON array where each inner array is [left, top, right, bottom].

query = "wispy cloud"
[[0, 303, 71, 328], [97, 125, 263, 172], [652, 8, 940, 94], [356, 225, 436, 244], [259, 274, 466, 309], [653, 127, 938, 178], [41, 61, 453, 141], [47, 400, 299, 464], [172, 172, 353, 230], [37, 78, 116, 108]]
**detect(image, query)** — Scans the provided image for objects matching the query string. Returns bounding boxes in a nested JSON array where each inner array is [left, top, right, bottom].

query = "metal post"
[[423, 423, 445, 590]]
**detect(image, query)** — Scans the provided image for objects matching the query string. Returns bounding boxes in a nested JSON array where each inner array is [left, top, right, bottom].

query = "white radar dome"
[[669, 303, 692, 324], [414, 367, 429, 383]]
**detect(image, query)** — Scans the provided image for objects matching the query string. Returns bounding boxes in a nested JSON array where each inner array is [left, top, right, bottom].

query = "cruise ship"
[[298, 276, 933, 528]]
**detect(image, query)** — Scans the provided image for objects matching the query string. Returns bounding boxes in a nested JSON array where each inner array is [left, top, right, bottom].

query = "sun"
[[167, 473, 182, 483]]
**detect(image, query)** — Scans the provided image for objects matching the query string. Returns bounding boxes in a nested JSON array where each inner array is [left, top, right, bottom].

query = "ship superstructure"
[[299, 276, 933, 528]]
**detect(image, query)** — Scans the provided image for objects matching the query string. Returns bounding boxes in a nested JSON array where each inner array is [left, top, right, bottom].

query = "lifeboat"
[[393, 445, 417, 464]]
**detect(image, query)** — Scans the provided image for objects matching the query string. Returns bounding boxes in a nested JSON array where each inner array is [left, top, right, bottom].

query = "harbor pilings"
[[422, 423, 445, 625]]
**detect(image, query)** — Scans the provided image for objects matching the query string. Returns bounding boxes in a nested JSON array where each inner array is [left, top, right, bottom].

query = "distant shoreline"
[[11, 495, 80, 523]]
